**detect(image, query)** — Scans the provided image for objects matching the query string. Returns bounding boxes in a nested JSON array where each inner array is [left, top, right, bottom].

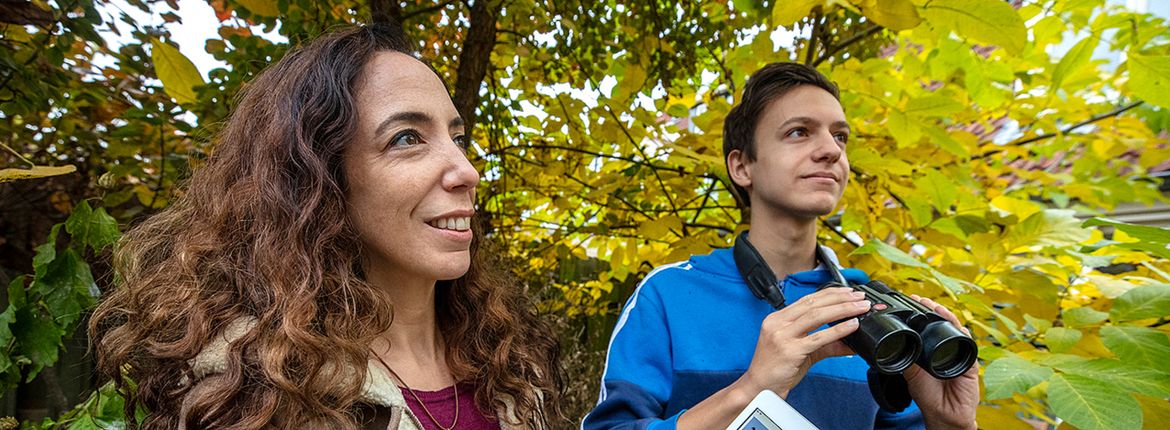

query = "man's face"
[[735, 85, 850, 220]]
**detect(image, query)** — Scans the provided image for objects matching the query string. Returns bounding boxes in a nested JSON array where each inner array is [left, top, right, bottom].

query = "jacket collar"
[[188, 318, 530, 429], [189, 318, 406, 407]]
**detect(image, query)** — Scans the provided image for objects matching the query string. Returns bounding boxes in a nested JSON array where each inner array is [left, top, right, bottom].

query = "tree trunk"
[[368, 0, 402, 25], [452, 0, 500, 133]]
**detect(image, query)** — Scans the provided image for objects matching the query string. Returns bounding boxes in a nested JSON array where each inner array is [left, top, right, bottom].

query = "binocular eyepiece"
[[815, 248, 977, 379]]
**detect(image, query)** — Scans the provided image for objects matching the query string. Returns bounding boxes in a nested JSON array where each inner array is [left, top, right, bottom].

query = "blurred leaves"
[[3, 0, 1170, 428]]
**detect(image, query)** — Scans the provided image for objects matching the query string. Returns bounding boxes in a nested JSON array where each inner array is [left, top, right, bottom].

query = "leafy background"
[[2, 0, 1170, 429]]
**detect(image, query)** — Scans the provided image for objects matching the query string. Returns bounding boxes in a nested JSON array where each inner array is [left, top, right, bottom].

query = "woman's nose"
[[442, 143, 480, 192]]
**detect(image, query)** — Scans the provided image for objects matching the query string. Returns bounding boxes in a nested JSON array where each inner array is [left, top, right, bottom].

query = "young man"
[[582, 63, 979, 430]]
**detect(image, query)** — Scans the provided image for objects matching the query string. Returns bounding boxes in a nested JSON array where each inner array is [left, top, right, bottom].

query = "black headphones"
[[733, 231, 786, 309], [731, 230, 913, 412]]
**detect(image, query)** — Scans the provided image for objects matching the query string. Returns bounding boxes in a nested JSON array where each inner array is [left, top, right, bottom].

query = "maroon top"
[[402, 383, 500, 430]]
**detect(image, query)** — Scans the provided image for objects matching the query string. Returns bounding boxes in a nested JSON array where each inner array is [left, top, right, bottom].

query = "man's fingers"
[[773, 297, 871, 336], [802, 317, 859, 353]]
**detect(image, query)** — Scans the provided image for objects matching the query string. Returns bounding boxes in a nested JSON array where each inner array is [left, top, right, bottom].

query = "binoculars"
[[815, 247, 977, 379]]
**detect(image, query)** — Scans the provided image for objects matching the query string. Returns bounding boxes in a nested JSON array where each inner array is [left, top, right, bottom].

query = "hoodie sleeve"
[[582, 271, 682, 430]]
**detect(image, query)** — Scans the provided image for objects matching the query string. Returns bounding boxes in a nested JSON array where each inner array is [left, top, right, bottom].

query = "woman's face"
[[344, 51, 479, 284]]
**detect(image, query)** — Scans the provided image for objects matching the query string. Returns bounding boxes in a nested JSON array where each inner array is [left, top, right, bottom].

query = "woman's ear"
[[727, 149, 753, 190]]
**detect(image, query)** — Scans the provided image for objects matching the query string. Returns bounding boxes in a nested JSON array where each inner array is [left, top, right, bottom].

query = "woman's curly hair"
[[89, 24, 562, 429]]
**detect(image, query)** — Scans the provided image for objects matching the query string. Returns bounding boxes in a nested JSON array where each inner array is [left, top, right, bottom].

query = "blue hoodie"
[[582, 247, 923, 430]]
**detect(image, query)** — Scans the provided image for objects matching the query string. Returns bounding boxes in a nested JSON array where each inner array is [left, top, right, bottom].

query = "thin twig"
[[974, 101, 1144, 160], [822, 219, 862, 247], [814, 25, 882, 66], [0, 142, 35, 167]]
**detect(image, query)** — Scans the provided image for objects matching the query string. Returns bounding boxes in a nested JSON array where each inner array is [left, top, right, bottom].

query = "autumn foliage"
[[2, 0, 1170, 429]]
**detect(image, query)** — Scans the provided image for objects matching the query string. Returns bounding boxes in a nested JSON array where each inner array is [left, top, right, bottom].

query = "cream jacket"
[[181, 318, 535, 430]]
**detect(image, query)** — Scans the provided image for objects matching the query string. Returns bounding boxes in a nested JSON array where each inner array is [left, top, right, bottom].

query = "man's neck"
[[747, 215, 819, 280]]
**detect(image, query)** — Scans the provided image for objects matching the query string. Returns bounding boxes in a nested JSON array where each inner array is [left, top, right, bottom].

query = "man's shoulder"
[[641, 247, 740, 283], [632, 248, 751, 308]]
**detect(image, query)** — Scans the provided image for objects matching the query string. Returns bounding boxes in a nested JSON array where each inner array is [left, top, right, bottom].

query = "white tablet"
[[726, 389, 820, 430]]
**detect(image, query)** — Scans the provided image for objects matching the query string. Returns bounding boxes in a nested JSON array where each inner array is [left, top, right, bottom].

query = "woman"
[[90, 24, 562, 429]]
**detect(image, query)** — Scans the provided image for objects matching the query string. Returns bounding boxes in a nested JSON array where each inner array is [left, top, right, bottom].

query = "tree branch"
[[973, 101, 1144, 160], [815, 25, 883, 66], [822, 219, 862, 248], [400, 0, 457, 22], [803, 8, 824, 66]]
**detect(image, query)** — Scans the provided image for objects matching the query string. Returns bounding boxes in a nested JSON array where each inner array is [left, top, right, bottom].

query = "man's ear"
[[727, 149, 753, 189]]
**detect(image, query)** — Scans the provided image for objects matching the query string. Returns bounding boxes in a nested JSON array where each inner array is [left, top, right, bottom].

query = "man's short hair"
[[722, 62, 840, 206]]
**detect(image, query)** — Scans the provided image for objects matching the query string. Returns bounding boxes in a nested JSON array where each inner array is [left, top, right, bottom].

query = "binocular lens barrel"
[[918, 321, 978, 379], [849, 312, 921, 374]]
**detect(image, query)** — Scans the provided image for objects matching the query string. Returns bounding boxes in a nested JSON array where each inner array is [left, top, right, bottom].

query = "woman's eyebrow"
[[375, 111, 431, 137]]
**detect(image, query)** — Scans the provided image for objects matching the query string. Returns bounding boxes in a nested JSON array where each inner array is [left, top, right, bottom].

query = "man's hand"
[[678, 287, 870, 430], [904, 295, 980, 430], [738, 286, 872, 398]]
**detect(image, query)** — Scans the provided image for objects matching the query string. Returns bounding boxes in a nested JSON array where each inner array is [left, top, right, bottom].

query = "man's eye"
[[389, 130, 423, 148], [787, 128, 809, 138], [834, 133, 849, 144]]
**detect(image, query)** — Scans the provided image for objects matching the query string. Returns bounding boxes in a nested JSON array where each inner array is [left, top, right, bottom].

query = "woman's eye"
[[389, 130, 423, 148]]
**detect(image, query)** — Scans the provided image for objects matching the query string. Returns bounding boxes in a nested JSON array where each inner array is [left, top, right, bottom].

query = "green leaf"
[[32, 224, 60, 278], [151, 38, 205, 105], [1007, 210, 1091, 250], [1053, 358, 1170, 398], [1129, 54, 1170, 109], [1100, 326, 1170, 369], [1083, 218, 1170, 244], [922, 125, 968, 157], [1111, 284, 1170, 322], [1048, 373, 1142, 430], [854, 239, 930, 269], [0, 287, 18, 374], [1046, 327, 1083, 353], [1052, 36, 1098, 90], [921, 0, 1027, 55], [0, 165, 77, 183], [887, 109, 921, 147], [771, 0, 820, 27], [983, 356, 1053, 400], [1063, 307, 1108, 328], [1083, 218, 1170, 259], [64, 201, 120, 252], [33, 248, 97, 329], [13, 310, 62, 381], [913, 169, 957, 213], [859, 0, 921, 31], [904, 95, 965, 117]]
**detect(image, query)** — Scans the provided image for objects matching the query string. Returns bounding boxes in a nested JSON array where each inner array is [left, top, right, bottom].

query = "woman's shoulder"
[[187, 317, 407, 408]]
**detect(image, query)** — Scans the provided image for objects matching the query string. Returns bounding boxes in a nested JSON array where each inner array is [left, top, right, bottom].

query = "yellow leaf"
[[638, 215, 682, 240], [236, 0, 279, 17], [771, 0, 820, 27], [1135, 393, 1170, 430], [858, 0, 921, 31], [887, 109, 921, 147], [976, 405, 1037, 430], [1052, 36, 1098, 90], [0, 165, 77, 183], [151, 38, 205, 105], [1129, 54, 1170, 109], [990, 195, 1042, 220], [921, 0, 1027, 55]]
